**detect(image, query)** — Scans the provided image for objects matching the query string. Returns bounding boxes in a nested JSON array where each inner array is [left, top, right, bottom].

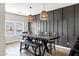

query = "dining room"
[[5, 3, 79, 56]]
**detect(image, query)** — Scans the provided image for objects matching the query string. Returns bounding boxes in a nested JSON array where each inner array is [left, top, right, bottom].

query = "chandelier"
[[27, 6, 33, 22], [40, 3, 48, 20]]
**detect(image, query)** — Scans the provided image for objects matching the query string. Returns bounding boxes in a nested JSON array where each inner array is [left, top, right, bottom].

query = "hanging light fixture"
[[40, 3, 48, 20], [27, 6, 33, 22]]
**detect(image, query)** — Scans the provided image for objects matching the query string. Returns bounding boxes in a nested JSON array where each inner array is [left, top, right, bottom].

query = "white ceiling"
[[5, 3, 76, 16]]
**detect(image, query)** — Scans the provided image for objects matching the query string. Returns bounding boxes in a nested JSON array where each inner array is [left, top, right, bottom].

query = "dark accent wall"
[[29, 4, 79, 48]]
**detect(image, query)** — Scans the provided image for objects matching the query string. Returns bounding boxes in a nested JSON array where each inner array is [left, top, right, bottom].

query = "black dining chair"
[[20, 32, 29, 52], [47, 33, 59, 54], [69, 37, 79, 56]]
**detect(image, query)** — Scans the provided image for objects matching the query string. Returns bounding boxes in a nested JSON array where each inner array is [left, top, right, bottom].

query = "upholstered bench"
[[20, 39, 43, 56]]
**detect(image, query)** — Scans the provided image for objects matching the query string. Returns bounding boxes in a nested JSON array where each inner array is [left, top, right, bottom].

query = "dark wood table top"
[[20, 34, 60, 41]]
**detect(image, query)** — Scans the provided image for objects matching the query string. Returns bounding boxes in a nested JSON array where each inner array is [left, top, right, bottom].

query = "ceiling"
[[5, 3, 76, 16]]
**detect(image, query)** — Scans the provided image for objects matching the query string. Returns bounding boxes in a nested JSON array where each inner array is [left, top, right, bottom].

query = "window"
[[5, 20, 24, 36]]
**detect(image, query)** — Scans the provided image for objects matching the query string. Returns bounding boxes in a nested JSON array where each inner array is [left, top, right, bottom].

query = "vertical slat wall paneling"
[[30, 15, 35, 33], [29, 18, 32, 32], [54, 10, 58, 45], [62, 8, 63, 35], [62, 8, 67, 47], [54, 9, 58, 45], [43, 21, 45, 32], [36, 15, 40, 32], [43, 20, 46, 32], [57, 18, 59, 45], [46, 20, 47, 32], [36, 15, 38, 27], [35, 15, 38, 31], [63, 6, 74, 48], [43, 21, 44, 32], [48, 12, 51, 33], [34, 15, 37, 33], [53, 11, 54, 33], [67, 6, 74, 48], [37, 15, 39, 27], [48, 11, 53, 33], [42, 20, 44, 32], [40, 19, 43, 32], [34, 16, 37, 33], [73, 5, 75, 36], [42, 21, 44, 32], [72, 5, 76, 45], [47, 12, 50, 33], [60, 8, 64, 47], [38, 15, 41, 32], [54, 10, 57, 34], [28, 22, 30, 32], [75, 4, 79, 40], [69, 6, 75, 48], [67, 16, 69, 47], [57, 11, 59, 45], [38, 15, 40, 32], [40, 16, 43, 32], [54, 9, 62, 45], [39, 15, 41, 32], [50, 11, 53, 33], [56, 9, 62, 45]]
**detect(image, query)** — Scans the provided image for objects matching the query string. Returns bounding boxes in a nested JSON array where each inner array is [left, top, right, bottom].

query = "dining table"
[[20, 33, 60, 56]]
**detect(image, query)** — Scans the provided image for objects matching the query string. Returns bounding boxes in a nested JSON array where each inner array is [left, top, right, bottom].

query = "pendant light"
[[27, 6, 33, 22], [40, 3, 48, 20]]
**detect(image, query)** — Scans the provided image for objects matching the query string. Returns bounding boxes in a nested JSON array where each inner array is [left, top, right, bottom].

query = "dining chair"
[[69, 37, 79, 56], [47, 32, 57, 54], [20, 32, 29, 52]]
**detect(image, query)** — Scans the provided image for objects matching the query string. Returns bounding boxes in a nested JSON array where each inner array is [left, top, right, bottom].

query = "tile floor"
[[6, 42, 70, 56]]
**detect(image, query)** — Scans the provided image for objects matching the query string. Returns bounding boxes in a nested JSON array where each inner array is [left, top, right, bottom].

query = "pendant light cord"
[[29, 6, 32, 15], [43, 3, 45, 10]]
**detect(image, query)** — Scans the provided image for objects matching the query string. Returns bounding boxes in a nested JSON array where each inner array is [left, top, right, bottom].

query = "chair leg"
[[49, 43, 52, 54], [26, 45, 29, 50], [25, 44, 29, 50], [20, 42, 22, 52], [42, 46, 46, 56], [34, 47, 37, 56], [53, 41, 56, 51], [25, 44, 27, 49], [39, 46, 41, 56]]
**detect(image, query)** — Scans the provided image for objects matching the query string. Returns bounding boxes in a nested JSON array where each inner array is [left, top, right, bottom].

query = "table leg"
[[42, 40, 49, 56], [44, 41, 49, 52], [53, 40, 56, 51], [49, 42, 52, 54], [25, 44, 29, 50], [39, 46, 41, 56], [42, 47, 45, 56]]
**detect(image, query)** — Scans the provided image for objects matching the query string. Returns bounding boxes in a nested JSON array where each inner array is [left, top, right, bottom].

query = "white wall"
[[0, 3, 5, 56], [5, 13, 28, 43]]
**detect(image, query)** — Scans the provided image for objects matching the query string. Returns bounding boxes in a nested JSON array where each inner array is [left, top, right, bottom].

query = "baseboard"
[[5, 41, 20, 45]]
